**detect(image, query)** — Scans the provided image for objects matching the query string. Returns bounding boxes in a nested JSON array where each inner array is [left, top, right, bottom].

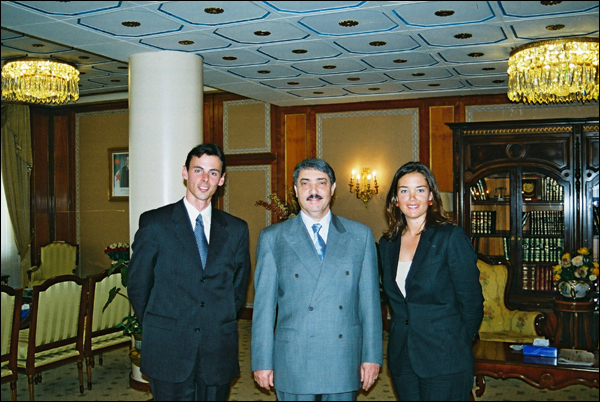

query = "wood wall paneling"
[[284, 114, 307, 195], [429, 106, 455, 192]]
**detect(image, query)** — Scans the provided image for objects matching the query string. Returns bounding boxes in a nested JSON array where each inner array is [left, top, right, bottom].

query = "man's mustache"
[[306, 194, 323, 201]]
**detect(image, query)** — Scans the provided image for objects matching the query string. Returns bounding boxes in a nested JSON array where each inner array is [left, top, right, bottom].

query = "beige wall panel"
[[224, 100, 269, 153], [224, 167, 271, 307], [77, 110, 129, 277], [319, 110, 418, 241], [467, 103, 599, 122]]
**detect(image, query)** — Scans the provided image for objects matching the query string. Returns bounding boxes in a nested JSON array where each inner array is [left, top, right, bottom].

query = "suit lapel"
[[310, 214, 349, 302], [206, 209, 229, 270], [284, 215, 322, 279], [405, 226, 436, 289], [171, 200, 202, 266], [388, 236, 403, 298]]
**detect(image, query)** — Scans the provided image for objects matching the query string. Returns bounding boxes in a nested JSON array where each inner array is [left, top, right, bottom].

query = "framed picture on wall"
[[109, 148, 129, 201]]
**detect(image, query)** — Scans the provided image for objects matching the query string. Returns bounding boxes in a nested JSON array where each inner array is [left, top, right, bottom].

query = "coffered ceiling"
[[1, 1, 598, 106]]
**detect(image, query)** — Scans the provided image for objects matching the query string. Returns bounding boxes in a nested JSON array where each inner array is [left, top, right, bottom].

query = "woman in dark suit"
[[379, 162, 483, 401]]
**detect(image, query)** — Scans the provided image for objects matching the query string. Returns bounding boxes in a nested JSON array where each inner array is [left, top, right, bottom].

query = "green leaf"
[[102, 286, 121, 313]]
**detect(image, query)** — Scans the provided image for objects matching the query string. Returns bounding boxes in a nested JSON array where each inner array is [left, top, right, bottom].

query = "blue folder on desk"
[[523, 345, 558, 358]]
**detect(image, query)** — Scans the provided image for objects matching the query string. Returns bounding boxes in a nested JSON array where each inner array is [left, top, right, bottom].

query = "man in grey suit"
[[252, 158, 382, 401]]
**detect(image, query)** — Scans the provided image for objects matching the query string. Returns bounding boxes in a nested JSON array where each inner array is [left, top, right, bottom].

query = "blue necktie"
[[312, 223, 326, 261], [195, 215, 208, 269]]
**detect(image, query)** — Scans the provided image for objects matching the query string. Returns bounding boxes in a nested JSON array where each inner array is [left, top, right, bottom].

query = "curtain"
[[1, 103, 33, 286]]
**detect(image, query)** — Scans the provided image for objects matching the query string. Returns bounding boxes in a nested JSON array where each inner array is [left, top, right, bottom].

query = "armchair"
[[17, 275, 88, 401], [27, 241, 79, 287], [477, 258, 546, 343], [84, 268, 132, 390], [1, 285, 23, 401]]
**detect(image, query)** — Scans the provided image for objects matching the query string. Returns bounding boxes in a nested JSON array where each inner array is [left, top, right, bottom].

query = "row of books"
[[539, 177, 563, 201], [470, 179, 490, 201], [522, 265, 555, 291], [471, 211, 496, 234], [522, 237, 564, 263], [522, 210, 564, 236]]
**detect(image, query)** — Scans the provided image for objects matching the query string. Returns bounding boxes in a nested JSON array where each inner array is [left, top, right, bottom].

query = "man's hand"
[[360, 362, 380, 391], [253, 369, 274, 391]]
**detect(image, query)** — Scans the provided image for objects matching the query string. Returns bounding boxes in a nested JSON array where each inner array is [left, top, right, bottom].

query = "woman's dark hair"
[[185, 143, 226, 174], [383, 161, 450, 240]]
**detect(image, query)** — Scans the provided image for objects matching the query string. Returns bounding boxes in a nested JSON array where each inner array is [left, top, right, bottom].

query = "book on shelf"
[[471, 179, 489, 201], [470, 211, 496, 234], [502, 237, 510, 261], [522, 265, 555, 291]]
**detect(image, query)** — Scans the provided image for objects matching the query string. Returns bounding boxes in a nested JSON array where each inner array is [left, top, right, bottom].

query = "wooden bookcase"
[[449, 117, 599, 312]]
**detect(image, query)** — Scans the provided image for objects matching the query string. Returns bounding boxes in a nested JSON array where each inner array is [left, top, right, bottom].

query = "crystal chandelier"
[[2, 58, 80, 104], [507, 38, 598, 104]]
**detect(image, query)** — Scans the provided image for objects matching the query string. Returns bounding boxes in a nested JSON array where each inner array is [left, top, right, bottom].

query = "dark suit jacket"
[[379, 223, 483, 378], [128, 199, 251, 384]]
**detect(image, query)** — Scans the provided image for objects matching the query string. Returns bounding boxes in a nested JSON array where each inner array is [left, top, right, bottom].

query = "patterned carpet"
[[2, 319, 598, 401]]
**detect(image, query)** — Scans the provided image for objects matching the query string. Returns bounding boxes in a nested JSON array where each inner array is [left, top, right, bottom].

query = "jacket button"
[[346, 271, 350, 275], [200, 302, 205, 307], [194, 328, 200, 332], [295, 274, 299, 278], [200, 278, 205, 283], [309, 307, 314, 311], [339, 334, 343, 339], [339, 305, 343, 310], [404, 320, 409, 325]]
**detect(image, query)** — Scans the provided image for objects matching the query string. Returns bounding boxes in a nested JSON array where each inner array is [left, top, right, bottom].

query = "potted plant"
[[103, 245, 148, 390]]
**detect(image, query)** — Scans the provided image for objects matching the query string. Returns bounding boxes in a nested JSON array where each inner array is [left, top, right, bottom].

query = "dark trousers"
[[390, 352, 472, 401], [276, 390, 358, 401], [149, 347, 231, 402]]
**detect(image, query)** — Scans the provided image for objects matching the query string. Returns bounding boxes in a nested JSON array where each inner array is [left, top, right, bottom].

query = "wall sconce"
[[349, 168, 378, 207]]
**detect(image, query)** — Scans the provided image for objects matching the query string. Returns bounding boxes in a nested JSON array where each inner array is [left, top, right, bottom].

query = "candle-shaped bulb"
[[373, 171, 377, 178]]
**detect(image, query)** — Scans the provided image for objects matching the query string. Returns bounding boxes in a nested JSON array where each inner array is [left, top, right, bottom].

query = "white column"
[[128, 51, 203, 241]]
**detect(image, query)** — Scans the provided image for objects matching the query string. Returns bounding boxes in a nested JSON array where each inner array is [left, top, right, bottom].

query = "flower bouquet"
[[553, 247, 599, 299], [255, 190, 300, 221], [104, 242, 130, 263]]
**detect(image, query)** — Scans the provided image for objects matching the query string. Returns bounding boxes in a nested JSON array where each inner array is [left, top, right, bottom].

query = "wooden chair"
[[17, 275, 88, 400], [477, 258, 546, 343], [1, 285, 23, 401], [84, 268, 131, 390], [27, 241, 79, 287]]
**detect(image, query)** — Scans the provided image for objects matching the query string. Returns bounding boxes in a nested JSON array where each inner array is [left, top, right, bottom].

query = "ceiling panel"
[[1, 1, 598, 106]]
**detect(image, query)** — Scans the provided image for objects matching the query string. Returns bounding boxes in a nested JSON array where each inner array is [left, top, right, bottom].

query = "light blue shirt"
[[300, 209, 331, 245]]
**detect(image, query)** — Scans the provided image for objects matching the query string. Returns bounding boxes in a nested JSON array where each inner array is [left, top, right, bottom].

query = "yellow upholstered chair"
[[477, 258, 545, 343], [1, 285, 23, 401], [17, 275, 88, 401], [27, 241, 79, 287], [84, 268, 131, 390]]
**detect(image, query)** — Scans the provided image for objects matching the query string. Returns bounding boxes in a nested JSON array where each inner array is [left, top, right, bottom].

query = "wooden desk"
[[473, 340, 599, 397], [553, 299, 595, 350]]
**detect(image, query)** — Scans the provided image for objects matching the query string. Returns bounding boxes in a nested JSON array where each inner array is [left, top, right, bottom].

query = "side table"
[[553, 299, 595, 350]]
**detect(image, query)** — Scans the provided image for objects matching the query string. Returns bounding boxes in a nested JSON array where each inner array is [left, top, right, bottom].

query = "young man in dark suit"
[[128, 143, 251, 401]]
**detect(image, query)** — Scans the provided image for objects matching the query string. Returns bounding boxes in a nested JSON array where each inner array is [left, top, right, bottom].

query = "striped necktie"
[[312, 223, 326, 261]]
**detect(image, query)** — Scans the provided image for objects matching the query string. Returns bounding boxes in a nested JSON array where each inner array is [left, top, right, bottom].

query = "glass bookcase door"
[[520, 172, 566, 293], [468, 173, 510, 261]]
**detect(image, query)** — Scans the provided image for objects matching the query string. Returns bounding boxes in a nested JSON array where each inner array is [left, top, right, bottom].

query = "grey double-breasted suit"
[[251, 213, 383, 395]]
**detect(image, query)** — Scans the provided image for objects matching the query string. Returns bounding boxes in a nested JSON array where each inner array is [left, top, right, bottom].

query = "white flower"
[[571, 255, 584, 267]]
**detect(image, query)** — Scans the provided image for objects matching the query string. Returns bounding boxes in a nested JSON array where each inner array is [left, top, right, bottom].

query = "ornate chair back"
[[84, 268, 131, 390], [17, 275, 88, 400], [28, 241, 79, 287], [1, 285, 23, 401]]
